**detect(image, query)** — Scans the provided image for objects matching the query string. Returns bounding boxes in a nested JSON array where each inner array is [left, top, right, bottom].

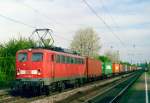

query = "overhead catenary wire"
[[18, 1, 79, 26], [99, 0, 120, 30], [16, 1, 77, 42], [17, 1, 90, 28], [0, 13, 36, 29], [99, 0, 124, 49], [82, 0, 126, 47], [0, 13, 72, 44], [17, 1, 56, 28], [100, 0, 133, 50]]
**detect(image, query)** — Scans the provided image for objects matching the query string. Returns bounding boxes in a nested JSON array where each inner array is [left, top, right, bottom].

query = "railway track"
[[0, 72, 139, 103], [108, 74, 140, 103], [85, 71, 142, 103], [32, 72, 139, 103], [55, 71, 142, 103]]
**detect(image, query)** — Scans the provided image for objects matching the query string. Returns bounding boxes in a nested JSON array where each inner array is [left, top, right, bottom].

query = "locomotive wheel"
[[58, 82, 65, 92], [61, 82, 65, 90], [45, 86, 52, 95], [74, 82, 79, 88], [37, 87, 42, 96], [17, 88, 23, 95], [74, 80, 79, 88], [78, 79, 82, 87], [33, 87, 38, 96]]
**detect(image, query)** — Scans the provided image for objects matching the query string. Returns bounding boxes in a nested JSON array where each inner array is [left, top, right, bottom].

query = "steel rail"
[[109, 73, 141, 103], [85, 72, 142, 103]]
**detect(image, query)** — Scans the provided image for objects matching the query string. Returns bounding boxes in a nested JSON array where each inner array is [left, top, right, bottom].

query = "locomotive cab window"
[[67, 56, 70, 64], [55, 55, 61, 63], [18, 53, 27, 62], [32, 53, 43, 62], [81, 59, 84, 64], [51, 54, 54, 62], [71, 57, 74, 64], [60, 55, 65, 63], [65, 56, 68, 63]]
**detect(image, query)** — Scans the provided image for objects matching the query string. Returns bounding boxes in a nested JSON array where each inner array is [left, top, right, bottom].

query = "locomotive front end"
[[12, 49, 50, 93]]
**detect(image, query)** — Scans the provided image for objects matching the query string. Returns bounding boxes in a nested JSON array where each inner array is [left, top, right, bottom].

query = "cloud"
[[0, 0, 149, 62]]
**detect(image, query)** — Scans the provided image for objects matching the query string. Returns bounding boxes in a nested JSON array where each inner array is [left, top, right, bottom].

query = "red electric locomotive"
[[14, 48, 87, 94]]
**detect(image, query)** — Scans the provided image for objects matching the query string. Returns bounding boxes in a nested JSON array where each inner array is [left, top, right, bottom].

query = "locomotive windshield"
[[32, 53, 43, 62], [18, 53, 27, 62]]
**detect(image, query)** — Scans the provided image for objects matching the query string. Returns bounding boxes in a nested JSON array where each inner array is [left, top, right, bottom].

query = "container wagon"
[[102, 62, 112, 77], [86, 57, 102, 81], [122, 64, 128, 73], [119, 64, 123, 73], [112, 63, 120, 75]]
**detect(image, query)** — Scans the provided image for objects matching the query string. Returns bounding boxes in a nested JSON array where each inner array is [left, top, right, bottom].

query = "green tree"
[[98, 55, 111, 62], [0, 37, 35, 82]]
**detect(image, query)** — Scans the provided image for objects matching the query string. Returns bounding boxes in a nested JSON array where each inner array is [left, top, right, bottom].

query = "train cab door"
[[28, 52, 32, 70], [50, 54, 55, 79]]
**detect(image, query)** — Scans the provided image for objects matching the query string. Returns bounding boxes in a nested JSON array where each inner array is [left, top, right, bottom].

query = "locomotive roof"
[[17, 48, 84, 58]]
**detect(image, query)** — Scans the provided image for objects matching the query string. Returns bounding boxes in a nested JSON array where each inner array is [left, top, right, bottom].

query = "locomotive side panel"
[[53, 54, 86, 81]]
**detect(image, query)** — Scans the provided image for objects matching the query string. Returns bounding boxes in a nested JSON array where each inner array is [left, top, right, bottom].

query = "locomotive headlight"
[[17, 70, 20, 75], [31, 70, 41, 75], [20, 70, 26, 74], [37, 70, 41, 75], [28, 48, 32, 51], [31, 70, 38, 74]]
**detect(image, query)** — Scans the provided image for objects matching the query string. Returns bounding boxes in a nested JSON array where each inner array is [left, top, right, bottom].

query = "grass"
[[147, 70, 150, 76], [0, 81, 11, 89]]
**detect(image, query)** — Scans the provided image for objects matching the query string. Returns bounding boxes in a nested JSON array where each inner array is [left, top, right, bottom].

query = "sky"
[[0, 0, 149, 63]]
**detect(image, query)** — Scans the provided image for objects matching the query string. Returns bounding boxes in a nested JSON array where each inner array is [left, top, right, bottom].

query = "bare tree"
[[70, 28, 101, 57], [104, 50, 120, 63]]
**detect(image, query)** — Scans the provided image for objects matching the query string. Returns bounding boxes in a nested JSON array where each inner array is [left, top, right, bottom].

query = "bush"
[[0, 37, 35, 87], [0, 81, 11, 89]]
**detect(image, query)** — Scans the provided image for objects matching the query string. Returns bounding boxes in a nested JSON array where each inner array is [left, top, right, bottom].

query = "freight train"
[[12, 48, 138, 95]]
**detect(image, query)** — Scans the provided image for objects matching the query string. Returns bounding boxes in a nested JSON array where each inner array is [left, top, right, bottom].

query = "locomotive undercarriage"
[[11, 77, 87, 96]]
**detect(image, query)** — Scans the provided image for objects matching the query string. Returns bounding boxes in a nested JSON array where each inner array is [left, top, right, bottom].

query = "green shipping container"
[[102, 62, 113, 76]]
